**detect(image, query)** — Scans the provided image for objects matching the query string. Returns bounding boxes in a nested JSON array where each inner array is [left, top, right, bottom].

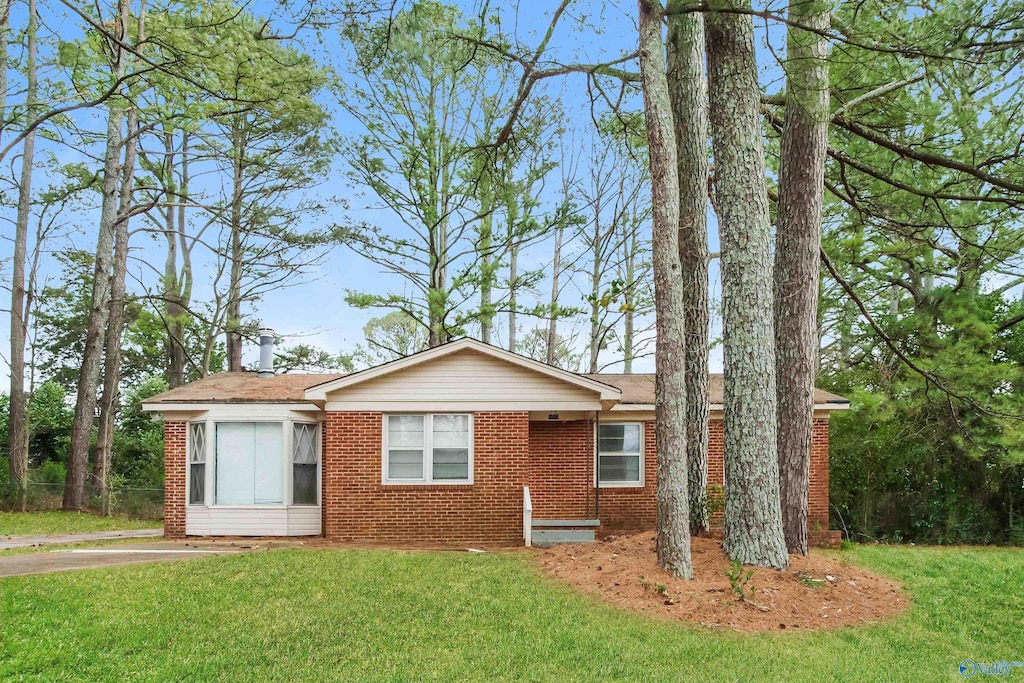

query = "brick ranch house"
[[143, 336, 848, 547]]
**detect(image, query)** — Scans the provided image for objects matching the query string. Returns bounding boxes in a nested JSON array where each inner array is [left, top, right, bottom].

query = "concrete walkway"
[[0, 528, 163, 551], [0, 539, 310, 577]]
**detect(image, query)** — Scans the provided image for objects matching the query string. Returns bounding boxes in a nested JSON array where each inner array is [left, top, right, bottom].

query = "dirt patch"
[[540, 533, 908, 632]]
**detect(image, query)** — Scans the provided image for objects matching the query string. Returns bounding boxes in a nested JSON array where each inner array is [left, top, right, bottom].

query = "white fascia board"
[[325, 400, 603, 412]]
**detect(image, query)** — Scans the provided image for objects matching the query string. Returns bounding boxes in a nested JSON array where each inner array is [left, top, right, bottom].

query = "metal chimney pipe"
[[257, 328, 275, 377]]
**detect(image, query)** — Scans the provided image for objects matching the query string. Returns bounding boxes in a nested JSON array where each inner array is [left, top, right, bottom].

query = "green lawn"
[[0, 511, 161, 537], [1, 545, 1021, 682]]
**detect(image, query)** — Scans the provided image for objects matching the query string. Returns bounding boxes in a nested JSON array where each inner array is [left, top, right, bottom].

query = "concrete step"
[[531, 529, 596, 548], [531, 519, 601, 528]]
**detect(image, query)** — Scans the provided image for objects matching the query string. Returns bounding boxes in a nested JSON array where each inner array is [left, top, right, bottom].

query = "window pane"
[[253, 423, 283, 505], [388, 415, 424, 448], [293, 463, 317, 505], [388, 449, 424, 479], [293, 423, 317, 464], [189, 463, 205, 504], [216, 423, 256, 505], [599, 455, 641, 483], [189, 423, 205, 463], [432, 414, 469, 448], [599, 424, 641, 454], [432, 447, 469, 480]]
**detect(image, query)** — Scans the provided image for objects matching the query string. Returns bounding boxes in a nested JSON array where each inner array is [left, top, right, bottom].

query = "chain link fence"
[[0, 482, 164, 520]]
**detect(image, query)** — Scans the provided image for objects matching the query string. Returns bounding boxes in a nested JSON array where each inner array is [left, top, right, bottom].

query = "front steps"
[[530, 519, 600, 548]]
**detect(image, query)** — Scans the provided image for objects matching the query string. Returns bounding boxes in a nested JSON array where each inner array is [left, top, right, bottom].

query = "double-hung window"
[[188, 422, 206, 505], [384, 414, 472, 483], [598, 423, 644, 486]]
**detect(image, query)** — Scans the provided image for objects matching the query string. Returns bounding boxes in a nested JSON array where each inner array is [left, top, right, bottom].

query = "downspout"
[[594, 409, 600, 520]]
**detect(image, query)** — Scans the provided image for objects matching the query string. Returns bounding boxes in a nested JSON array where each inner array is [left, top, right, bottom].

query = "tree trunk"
[[7, 0, 36, 506], [226, 120, 245, 370], [507, 241, 519, 353], [546, 224, 565, 365], [94, 59, 142, 513], [65, 0, 131, 510], [705, 0, 789, 569], [667, 0, 711, 535], [622, 231, 636, 373], [478, 171, 494, 345], [775, 0, 830, 556], [639, 0, 692, 579], [163, 128, 187, 387]]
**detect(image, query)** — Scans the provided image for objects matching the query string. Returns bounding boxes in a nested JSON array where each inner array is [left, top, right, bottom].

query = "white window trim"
[[186, 421, 207, 506], [186, 417, 321, 509], [596, 421, 645, 488], [291, 421, 321, 507], [381, 413, 474, 485]]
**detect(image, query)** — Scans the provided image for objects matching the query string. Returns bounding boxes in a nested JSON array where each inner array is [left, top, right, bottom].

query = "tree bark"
[[775, 0, 830, 556], [94, 5, 143, 511], [226, 120, 245, 370], [7, 0, 35, 506], [65, 0, 131, 510], [546, 224, 565, 365], [639, 0, 693, 579], [667, 0, 711, 535], [705, 0, 789, 569]]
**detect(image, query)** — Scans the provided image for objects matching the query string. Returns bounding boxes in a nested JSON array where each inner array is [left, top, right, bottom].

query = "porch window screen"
[[292, 423, 318, 505], [385, 414, 471, 483], [188, 422, 206, 505], [598, 423, 643, 485], [215, 422, 284, 505]]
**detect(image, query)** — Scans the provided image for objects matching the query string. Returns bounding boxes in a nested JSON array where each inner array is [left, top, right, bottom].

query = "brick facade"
[[163, 421, 186, 539], [322, 411, 530, 545], [165, 411, 835, 546], [591, 418, 831, 536]]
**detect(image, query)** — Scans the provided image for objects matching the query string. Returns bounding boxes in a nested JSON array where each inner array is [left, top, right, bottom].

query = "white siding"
[[185, 506, 321, 536], [325, 349, 601, 410]]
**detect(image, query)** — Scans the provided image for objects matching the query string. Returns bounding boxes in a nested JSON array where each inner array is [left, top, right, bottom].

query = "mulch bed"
[[539, 532, 908, 632]]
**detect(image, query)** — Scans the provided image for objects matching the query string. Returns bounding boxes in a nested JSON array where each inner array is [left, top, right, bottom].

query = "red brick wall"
[[527, 417, 832, 539], [164, 421, 186, 539], [592, 421, 659, 528], [809, 417, 830, 531], [528, 420, 592, 519], [322, 412, 530, 545]]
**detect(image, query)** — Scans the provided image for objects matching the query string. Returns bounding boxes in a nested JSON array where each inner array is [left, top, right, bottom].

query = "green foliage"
[[723, 559, 757, 602], [812, 0, 1024, 546], [33, 460, 66, 485], [111, 377, 168, 488]]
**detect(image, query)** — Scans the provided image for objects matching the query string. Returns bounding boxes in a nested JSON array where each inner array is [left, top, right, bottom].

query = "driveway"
[[0, 528, 163, 551], [0, 539, 303, 577]]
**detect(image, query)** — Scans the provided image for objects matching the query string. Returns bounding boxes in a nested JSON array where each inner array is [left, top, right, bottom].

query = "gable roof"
[[304, 338, 622, 402], [584, 373, 849, 407], [142, 372, 345, 405]]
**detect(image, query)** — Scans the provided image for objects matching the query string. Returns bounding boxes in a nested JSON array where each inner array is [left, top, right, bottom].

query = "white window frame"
[[291, 422, 321, 506], [186, 421, 209, 506], [185, 416, 322, 508], [382, 413, 474, 485], [596, 421, 645, 487]]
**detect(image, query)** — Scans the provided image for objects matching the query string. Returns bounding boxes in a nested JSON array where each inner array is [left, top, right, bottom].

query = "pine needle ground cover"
[[1, 545, 1020, 682]]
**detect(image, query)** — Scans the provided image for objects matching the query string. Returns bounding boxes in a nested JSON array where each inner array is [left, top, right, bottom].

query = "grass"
[[0, 511, 161, 537], [1, 544, 1021, 682]]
